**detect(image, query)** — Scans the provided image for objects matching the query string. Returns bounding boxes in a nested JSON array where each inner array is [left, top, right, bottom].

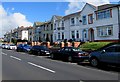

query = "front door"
[[89, 28, 94, 41]]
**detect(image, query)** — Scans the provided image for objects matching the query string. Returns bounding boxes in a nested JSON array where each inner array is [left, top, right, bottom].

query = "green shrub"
[[80, 42, 111, 51]]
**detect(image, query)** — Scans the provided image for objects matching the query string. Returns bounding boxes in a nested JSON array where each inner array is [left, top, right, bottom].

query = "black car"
[[16, 44, 32, 52], [89, 44, 120, 67], [50, 47, 89, 62], [29, 45, 51, 56]]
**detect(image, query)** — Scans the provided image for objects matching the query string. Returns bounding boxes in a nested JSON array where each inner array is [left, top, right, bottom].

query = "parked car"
[[16, 44, 31, 52], [2, 44, 5, 48], [50, 47, 89, 62], [7, 44, 17, 50], [89, 44, 120, 67], [29, 45, 51, 56], [2, 44, 9, 49]]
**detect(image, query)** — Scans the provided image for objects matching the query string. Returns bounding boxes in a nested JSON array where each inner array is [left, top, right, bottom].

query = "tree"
[[11, 38, 17, 44]]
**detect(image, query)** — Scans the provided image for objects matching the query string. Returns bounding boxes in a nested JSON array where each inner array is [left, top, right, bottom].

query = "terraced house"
[[52, 15, 63, 42], [41, 21, 53, 42], [33, 22, 44, 42], [53, 3, 120, 42]]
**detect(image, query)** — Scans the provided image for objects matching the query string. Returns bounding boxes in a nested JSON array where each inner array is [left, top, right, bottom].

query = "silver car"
[[89, 44, 120, 67]]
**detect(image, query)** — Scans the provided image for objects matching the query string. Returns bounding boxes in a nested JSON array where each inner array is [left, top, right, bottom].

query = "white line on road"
[[2, 52, 7, 56], [28, 62, 56, 73], [10, 56, 21, 61]]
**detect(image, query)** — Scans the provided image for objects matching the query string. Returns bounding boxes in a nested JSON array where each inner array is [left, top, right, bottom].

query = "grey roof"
[[34, 22, 45, 27], [63, 11, 81, 19], [54, 15, 63, 20], [97, 4, 120, 11]]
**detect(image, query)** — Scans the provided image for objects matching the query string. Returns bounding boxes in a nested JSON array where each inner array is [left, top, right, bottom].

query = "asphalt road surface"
[[2, 49, 120, 81]]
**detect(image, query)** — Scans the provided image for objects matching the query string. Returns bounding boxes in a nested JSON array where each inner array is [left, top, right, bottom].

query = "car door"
[[32, 46, 38, 54], [63, 48, 71, 58], [54, 48, 65, 59], [115, 46, 120, 64], [100, 46, 117, 64], [18, 44, 23, 51]]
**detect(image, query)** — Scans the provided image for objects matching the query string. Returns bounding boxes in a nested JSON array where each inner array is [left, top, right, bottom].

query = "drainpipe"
[[117, 6, 120, 41]]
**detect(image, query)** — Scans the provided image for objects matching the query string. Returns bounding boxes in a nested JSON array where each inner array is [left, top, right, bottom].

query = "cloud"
[[11, 7, 14, 11], [65, 0, 110, 15], [0, 4, 32, 37]]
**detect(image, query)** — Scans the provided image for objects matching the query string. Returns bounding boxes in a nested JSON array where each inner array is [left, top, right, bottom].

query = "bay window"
[[97, 25, 113, 36]]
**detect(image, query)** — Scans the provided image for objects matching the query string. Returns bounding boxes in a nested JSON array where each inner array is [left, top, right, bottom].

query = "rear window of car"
[[39, 46, 48, 49]]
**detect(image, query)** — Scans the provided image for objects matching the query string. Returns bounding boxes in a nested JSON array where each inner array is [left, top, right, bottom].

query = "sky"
[[0, 0, 120, 38]]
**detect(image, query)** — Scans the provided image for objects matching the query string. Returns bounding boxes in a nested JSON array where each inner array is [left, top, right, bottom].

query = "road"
[[2, 49, 119, 81]]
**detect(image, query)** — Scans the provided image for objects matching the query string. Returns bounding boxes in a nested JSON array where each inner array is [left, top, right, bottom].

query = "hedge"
[[80, 42, 112, 51]]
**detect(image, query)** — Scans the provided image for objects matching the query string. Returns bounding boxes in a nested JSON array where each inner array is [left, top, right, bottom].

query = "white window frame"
[[70, 18, 75, 26], [97, 25, 113, 37]]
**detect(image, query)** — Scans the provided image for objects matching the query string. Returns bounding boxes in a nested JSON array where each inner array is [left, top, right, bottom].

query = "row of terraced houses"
[[4, 3, 120, 43]]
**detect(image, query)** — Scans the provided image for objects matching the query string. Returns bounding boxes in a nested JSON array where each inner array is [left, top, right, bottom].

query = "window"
[[108, 27, 112, 35], [44, 26, 45, 31], [51, 24, 53, 30], [82, 16, 87, 25], [105, 47, 115, 52], [30, 32, 32, 35], [71, 18, 75, 25], [97, 25, 113, 37], [62, 21, 64, 27], [96, 9, 111, 20], [84, 32, 87, 38], [105, 46, 120, 52], [54, 34, 56, 41], [88, 14, 93, 24], [65, 48, 69, 51], [76, 17, 79, 25], [54, 24, 56, 30], [30, 38, 32, 41], [71, 31, 75, 39], [43, 34, 45, 38], [62, 32, 64, 40], [76, 30, 79, 38], [58, 33, 60, 40]]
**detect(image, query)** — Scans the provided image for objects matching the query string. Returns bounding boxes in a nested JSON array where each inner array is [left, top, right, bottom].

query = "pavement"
[[1, 49, 120, 81]]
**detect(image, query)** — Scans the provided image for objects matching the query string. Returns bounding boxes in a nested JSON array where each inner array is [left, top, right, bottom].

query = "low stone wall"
[[17, 42, 27, 46], [17, 41, 81, 48]]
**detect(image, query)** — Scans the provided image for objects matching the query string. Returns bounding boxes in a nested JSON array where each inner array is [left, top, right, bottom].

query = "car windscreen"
[[24, 45, 31, 48], [72, 48, 82, 51], [10, 44, 15, 46]]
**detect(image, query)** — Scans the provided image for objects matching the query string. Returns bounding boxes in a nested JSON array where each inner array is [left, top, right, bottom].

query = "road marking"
[[28, 62, 56, 73], [10, 56, 21, 61], [2, 52, 7, 56]]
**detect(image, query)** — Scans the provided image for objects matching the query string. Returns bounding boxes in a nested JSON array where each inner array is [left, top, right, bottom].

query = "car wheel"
[[51, 53, 55, 59], [90, 58, 99, 67], [68, 56, 72, 62]]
